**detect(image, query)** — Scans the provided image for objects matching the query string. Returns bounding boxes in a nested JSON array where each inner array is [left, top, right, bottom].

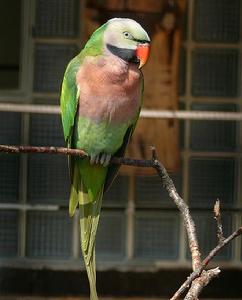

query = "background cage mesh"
[[189, 158, 236, 208], [191, 49, 239, 97], [29, 113, 64, 147], [35, 0, 79, 37], [135, 174, 182, 208], [193, 0, 240, 43], [28, 154, 69, 205], [96, 212, 125, 260], [34, 44, 78, 92], [26, 210, 72, 258], [0, 154, 19, 203], [190, 103, 238, 151], [0, 112, 21, 145], [134, 212, 179, 260], [0, 210, 18, 257], [102, 176, 128, 207]]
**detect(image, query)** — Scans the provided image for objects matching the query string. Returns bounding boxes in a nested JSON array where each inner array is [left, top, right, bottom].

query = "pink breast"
[[76, 56, 142, 124]]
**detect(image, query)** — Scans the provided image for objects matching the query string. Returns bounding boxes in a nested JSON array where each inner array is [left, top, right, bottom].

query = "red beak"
[[135, 43, 150, 69]]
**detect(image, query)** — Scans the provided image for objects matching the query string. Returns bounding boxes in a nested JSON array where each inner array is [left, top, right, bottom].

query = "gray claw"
[[103, 154, 111, 167], [94, 154, 100, 165], [100, 153, 106, 165], [90, 153, 111, 166], [90, 154, 95, 165]]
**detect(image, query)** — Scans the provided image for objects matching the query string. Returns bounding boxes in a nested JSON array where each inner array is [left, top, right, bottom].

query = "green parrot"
[[60, 18, 150, 300]]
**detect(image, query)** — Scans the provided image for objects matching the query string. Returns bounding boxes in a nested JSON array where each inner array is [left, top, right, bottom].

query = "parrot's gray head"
[[103, 18, 150, 68]]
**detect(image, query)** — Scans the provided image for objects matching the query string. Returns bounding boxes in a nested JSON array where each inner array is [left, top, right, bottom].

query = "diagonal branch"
[[184, 268, 221, 300], [171, 226, 242, 300], [150, 147, 201, 271]]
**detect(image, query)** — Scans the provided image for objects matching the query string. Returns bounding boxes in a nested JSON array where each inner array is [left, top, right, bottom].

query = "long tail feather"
[[69, 165, 80, 216], [79, 180, 103, 300]]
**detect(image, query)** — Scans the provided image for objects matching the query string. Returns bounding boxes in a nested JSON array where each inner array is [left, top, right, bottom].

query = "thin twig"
[[202, 226, 242, 267], [184, 268, 221, 300], [170, 226, 242, 300], [214, 199, 225, 243]]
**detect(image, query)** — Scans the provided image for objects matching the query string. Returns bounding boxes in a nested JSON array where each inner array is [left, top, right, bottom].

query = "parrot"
[[60, 18, 150, 300]]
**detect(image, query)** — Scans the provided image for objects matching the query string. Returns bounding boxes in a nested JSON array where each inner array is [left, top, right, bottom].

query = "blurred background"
[[0, 0, 242, 299]]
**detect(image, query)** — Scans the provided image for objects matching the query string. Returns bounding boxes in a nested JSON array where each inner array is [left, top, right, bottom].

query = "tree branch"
[[184, 268, 221, 300], [150, 147, 201, 271], [171, 226, 242, 300], [0, 144, 154, 167]]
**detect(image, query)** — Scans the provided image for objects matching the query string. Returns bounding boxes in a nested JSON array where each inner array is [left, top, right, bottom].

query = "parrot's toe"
[[100, 153, 111, 166], [103, 153, 111, 167], [100, 153, 106, 165], [94, 154, 100, 164], [90, 153, 98, 165], [90, 153, 111, 166]]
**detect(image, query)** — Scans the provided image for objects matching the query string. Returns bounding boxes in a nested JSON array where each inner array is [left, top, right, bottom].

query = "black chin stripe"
[[107, 44, 139, 64]]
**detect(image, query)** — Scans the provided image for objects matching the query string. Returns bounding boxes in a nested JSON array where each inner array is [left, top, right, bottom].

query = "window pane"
[[193, 0, 240, 43], [96, 212, 125, 260], [0, 154, 19, 203], [134, 212, 179, 260], [189, 158, 236, 208], [35, 0, 79, 37], [28, 154, 69, 205], [34, 44, 78, 92], [192, 49, 239, 97], [0, 0, 21, 89], [0, 210, 18, 257], [190, 103, 238, 152], [26, 211, 72, 258]]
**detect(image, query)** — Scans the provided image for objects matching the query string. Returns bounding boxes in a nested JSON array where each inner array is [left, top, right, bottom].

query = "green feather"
[[71, 163, 103, 300]]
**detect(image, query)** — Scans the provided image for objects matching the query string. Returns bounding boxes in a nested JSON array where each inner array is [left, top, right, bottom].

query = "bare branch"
[[214, 199, 225, 243], [202, 226, 242, 267], [184, 268, 221, 300], [0, 144, 155, 168], [171, 226, 242, 300], [0, 144, 88, 157]]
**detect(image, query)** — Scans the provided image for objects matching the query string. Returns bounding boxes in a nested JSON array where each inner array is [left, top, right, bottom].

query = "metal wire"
[[0, 103, 241, 121]]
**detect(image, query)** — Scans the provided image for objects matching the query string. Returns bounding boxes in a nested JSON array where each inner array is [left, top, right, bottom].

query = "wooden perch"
[[0, 143, 241, 299]]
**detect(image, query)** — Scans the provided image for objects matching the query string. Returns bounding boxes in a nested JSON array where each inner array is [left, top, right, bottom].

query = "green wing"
[[60, 55, 82, 144]]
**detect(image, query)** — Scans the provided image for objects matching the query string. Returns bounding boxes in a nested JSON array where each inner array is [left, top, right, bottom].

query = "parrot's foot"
[[90, 153, 111, 167]]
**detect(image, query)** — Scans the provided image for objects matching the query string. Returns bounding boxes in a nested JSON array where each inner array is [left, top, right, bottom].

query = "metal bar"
[[0, 103, 60, 114], [0, 103, 242, 120], [0, 203, 59, 211]]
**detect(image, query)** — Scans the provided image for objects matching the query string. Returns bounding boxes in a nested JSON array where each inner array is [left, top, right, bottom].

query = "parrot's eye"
[[123, 31, 133, 39]]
